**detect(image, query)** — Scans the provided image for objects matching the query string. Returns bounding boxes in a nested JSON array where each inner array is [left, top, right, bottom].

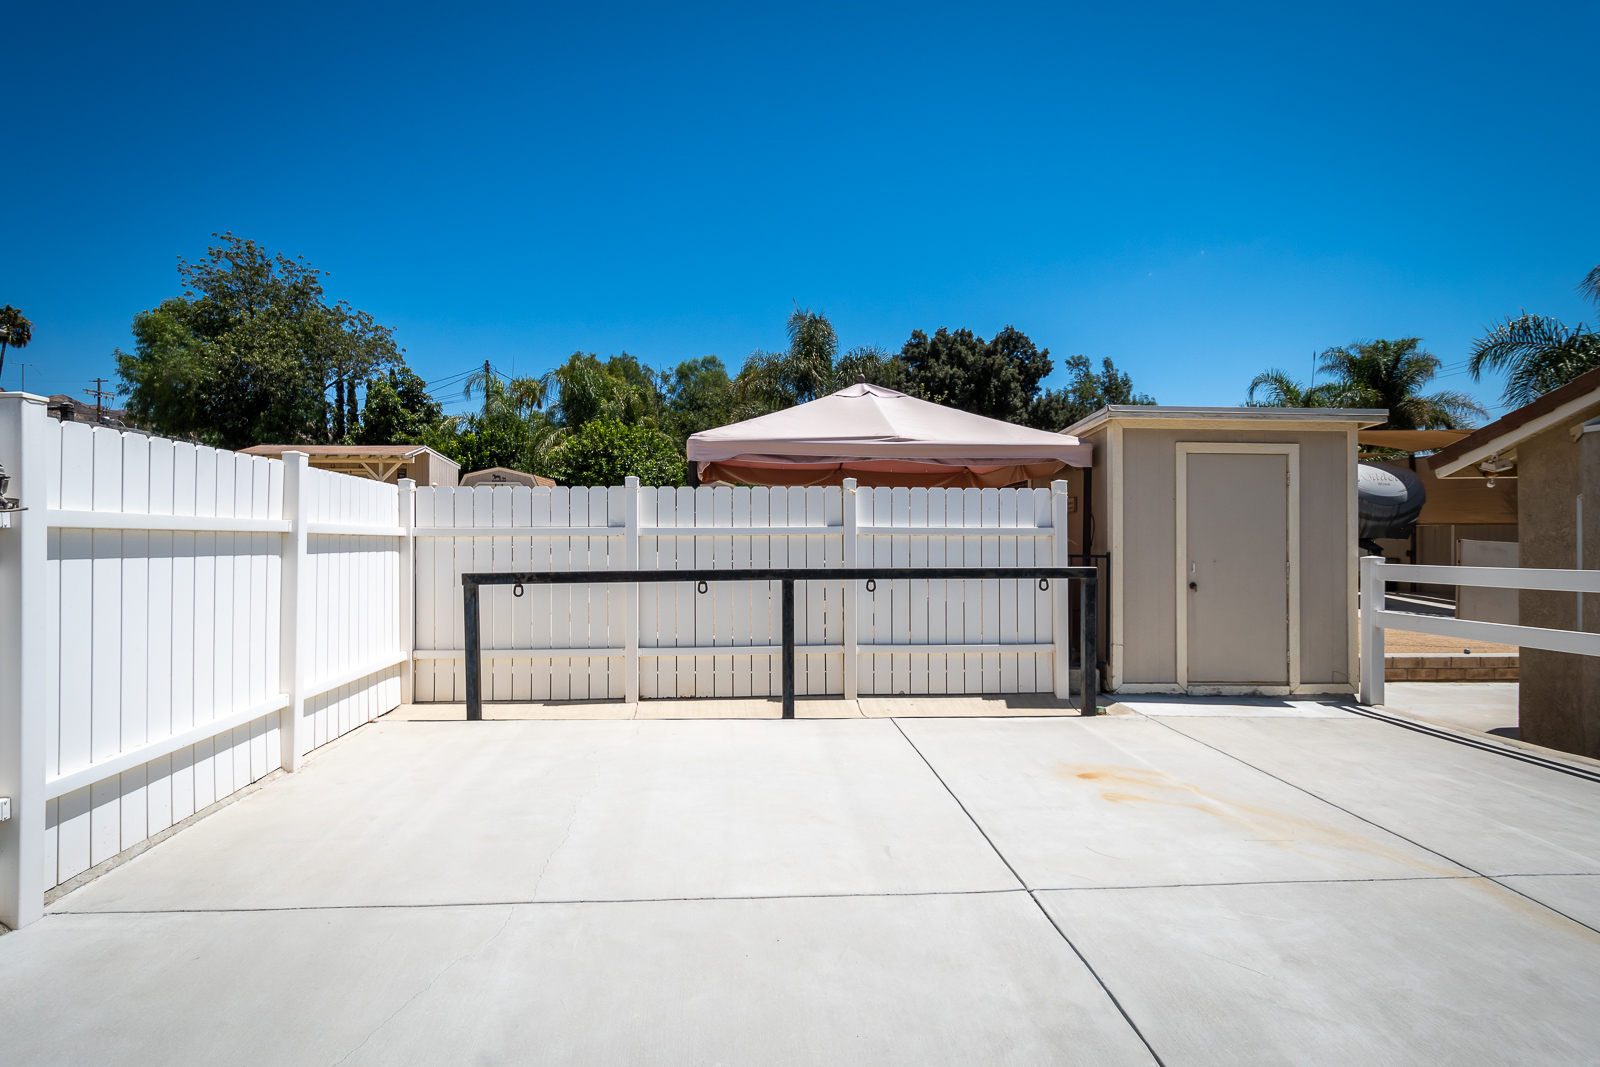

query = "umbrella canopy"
[[686, 383, 1092, 488]]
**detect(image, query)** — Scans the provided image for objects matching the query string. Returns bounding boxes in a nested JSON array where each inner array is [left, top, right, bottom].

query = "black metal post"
[[1082, 574, 1099, 715], [781, 578, 795, 719], [464, 580, 482, 721]]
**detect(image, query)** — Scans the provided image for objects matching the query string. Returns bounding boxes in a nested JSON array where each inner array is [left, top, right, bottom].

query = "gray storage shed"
[[1064, 406, 1386, 696]]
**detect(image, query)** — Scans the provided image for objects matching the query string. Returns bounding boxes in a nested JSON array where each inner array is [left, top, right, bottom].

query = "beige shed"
[[460, 466, 556, 488], [1064, 405, 1385, 696]]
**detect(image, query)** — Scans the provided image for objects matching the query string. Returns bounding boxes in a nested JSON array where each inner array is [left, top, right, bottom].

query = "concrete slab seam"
[[1339, 703, 1600, 783], [47, 887, 1035, 917], [888, 717, 1170, 1067], [1146, 715, 1600, 937], [46, 873, 1534, 920], [331, 903, 518, 1066]]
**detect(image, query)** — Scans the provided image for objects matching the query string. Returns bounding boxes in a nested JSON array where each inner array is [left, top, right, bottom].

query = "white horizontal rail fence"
[[411, 479, 1072, 703], [1359, 556, 1600, 706], [0, 395, 404, 928]]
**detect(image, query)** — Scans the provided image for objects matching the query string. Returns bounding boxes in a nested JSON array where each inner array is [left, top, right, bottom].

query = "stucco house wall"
[[1516, 410, 1600, 757]]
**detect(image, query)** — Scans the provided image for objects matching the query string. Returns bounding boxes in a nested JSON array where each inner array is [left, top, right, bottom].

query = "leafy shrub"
[[540, 418, 685, 487]]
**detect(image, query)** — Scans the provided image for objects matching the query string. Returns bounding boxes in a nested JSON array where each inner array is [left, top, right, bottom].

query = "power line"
[[85, 377, 115, 424]]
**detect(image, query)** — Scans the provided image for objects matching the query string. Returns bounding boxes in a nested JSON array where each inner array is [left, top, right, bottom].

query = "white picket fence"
[[0, 396, 405, 928], [410, 479, 1071, 702]]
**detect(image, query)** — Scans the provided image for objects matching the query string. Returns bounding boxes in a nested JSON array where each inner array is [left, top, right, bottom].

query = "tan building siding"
[[1111, 427, 1353, 689], [1068, 410, 1377, 695]]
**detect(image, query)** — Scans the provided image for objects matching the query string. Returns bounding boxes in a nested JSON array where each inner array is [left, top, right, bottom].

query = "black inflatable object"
[[1358, 463, 1426, 552]]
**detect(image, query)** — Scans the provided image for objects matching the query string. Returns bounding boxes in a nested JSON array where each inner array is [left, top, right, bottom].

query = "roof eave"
[[1061, 405, 1388, 436], [1431, 384, 1600, 477]]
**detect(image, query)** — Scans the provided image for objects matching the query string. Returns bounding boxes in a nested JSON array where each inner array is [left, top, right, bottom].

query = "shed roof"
[[1063, 405, 1388, 436]]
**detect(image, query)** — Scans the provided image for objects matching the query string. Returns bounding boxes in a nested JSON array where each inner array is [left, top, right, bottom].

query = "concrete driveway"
[[3, 698, 1600, 1065]]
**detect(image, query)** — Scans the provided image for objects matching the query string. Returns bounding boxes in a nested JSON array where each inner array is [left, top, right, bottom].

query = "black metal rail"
[[461, 566, 1098, 721]]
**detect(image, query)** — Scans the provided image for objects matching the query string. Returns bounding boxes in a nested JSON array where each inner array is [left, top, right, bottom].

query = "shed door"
[[1186, 453, 1289, 684]]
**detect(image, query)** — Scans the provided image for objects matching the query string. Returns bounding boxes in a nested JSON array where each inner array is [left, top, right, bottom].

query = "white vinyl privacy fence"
[[0, 396, 1079, 928], [0, 396, 405, 928], [411, 479, 1074, 703]]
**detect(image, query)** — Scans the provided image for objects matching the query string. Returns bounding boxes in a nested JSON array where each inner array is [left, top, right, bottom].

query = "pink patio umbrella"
[[686, 383, 1092, 488]]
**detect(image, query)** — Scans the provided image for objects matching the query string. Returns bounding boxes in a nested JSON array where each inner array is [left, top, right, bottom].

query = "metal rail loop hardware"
[[460, 566, 1099, 721]]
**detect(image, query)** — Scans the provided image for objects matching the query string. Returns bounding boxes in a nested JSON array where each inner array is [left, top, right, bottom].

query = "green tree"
[[1028, 355, 1155, 430], [835, 344, 917, 394], [540, 417, 685, 487], [1468, 264, 1600, 406], [1317, 338, 1484, 429], [115, 234, 405, 448], [544, 352, 664, 428], [438, 364, 565, 473], [356, 366, 444, 444], [0, 305, 34, 384], [900, 325, 1053, 422], [662, 355, 740, 446], [1243, 368, 1342, 408], [735, 306, 843, 410]]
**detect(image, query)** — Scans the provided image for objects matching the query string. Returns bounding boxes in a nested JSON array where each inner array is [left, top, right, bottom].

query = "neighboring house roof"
[[239, 444, 460, 483], [1429, 366, 1600, 478], [47, 394, 132, 427], [1062, 405, 1387, 436]]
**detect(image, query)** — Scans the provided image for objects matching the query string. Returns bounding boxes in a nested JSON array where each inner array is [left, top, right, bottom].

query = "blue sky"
[[5, 1, 1596, 419]]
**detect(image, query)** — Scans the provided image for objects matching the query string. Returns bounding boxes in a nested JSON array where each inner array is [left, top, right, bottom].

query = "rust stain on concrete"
[[1056, 762, 1461, 876]]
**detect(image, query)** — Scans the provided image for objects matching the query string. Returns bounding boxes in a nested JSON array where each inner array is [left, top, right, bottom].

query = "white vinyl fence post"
[[624, 476, 640, 704], [842, 478, 858, 700], [1359, 554, 1385, 706], [1051, 479, 1072, 700], [398, 477, 416, 706], [279, 452, 311, 772], [0, 395, 51, 929]]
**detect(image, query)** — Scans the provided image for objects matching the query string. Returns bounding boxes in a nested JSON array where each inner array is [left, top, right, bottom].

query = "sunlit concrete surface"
[[1380, 680, 1519, 736], [4, 697, 1600, 1065]]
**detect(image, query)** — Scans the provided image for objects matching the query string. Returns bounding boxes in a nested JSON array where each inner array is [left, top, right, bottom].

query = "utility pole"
[[86, 378, 114, 424], [12, 363, 34, 393]]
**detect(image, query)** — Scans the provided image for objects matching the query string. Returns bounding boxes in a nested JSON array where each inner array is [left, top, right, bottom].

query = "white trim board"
[[1174, 442, 1301, 693], [1109, 423, 1126, 691], [45, 695, 291, 800], [46, 509, 291, 534], [1431, 385, 1600, 477]]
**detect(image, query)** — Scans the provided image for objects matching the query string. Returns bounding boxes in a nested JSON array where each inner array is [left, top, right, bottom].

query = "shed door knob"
[[1188, 581, 1198, 591]]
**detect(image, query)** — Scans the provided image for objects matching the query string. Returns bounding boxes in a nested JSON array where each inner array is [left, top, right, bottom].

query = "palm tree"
[[1245, 368, 1341, 408], [735, 306, 839, 409], [1316, 338, 1486, 429], [1468, 264, 1600, 407], [459, 363, 566, 470], [541, 353, 661, 428], [0, 306, 34, 383]]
